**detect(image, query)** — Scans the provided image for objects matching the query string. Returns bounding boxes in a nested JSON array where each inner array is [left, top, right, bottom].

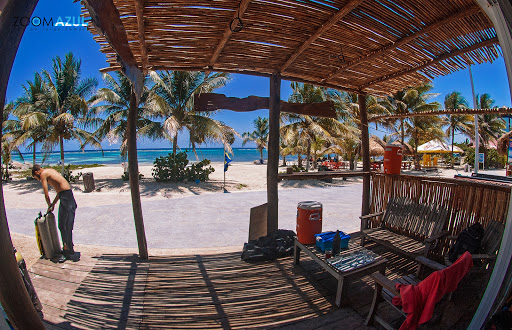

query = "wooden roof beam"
[[134, 0, 148, 73], [280, 0, 365, 73], [369, 106, 512, 122], [82, 0, 144, 101], [323, 5, 481, 83], [359, 37, 498, 90], [208, 0, 252, 69]]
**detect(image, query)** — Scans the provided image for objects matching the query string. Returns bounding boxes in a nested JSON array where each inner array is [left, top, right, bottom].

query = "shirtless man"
[[32, 165, 77, 261]]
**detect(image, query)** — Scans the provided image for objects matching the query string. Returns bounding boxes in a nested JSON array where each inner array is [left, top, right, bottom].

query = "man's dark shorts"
[[58, 189, 77, 251]]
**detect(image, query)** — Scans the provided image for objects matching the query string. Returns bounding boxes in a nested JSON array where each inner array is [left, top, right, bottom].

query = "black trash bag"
[[448, 222, 485, 263], [241, 229, 296, 262]]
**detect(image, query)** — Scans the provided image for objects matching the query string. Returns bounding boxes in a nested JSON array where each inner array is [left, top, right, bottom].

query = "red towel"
[[392, 251, 473, 330]]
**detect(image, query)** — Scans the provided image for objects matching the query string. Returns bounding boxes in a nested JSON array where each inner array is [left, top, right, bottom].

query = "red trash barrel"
[[296, 201, 322, 244], [384, 144, 403, 174]]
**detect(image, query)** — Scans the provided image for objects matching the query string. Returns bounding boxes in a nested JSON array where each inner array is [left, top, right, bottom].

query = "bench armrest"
[[360, 211, 384, 220], [371, 272, 400, 297], [415, 256, 446, 271], [425, 230, 449, 244], [472, 253, 498, 260]]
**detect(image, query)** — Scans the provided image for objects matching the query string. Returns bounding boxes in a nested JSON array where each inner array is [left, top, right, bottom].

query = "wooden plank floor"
[[28, 236, 489, 329]]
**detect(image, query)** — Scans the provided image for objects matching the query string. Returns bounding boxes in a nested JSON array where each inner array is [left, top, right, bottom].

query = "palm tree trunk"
[[298, 153, 302, 167], [127, 90, 148, 259], [59, 137, 65, 175], [32, 141, 36, 166], [259, 147, 263, 164], [172, 135, 178, 156], [192, 143, 199, 161], [306, 142, 311, 172], [401, 119, 405, 144], [4, 163, 8, 181], [282, 155, 286, 167], [451, 126, 455, 167]]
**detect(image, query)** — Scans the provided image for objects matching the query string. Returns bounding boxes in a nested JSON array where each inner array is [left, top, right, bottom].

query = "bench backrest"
[[382, 197, 448, 241], [481, 220, 505, 255]]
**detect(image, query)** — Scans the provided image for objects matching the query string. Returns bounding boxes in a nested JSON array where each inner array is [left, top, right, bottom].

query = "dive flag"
[[224, 153, 232, 172]]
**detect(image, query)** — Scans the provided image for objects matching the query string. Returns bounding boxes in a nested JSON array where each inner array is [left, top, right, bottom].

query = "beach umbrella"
[[391, 141, 414, 155], [417, 140, 463, 154], [369, 135, 386, 157], [497, 131, 512, 156]]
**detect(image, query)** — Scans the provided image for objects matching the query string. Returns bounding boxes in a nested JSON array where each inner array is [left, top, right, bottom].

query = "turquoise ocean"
[[14, 148, 269, 166]]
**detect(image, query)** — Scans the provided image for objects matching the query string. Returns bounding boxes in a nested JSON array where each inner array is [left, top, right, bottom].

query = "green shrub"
[[486, 149, 506, 169], [63, 165, 82, 183], [291, 164, 307, 172], [121, 171, 144, 181], [152, 152, 214, 182], [186, 159, 215, 182], [463, 147, 506, 169]]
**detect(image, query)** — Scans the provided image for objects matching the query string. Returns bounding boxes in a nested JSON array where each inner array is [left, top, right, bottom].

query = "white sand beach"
[[4, 162, 505, 269]]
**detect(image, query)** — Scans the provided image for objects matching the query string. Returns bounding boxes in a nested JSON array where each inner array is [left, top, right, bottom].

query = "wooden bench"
[[360, 197, 449, 260]]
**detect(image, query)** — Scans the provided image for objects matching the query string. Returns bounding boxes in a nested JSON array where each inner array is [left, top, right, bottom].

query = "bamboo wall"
[[370, 173, 511, 258]]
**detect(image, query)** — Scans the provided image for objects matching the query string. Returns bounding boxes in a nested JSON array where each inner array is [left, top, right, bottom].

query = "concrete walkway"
[[6, 184, 363, 249]]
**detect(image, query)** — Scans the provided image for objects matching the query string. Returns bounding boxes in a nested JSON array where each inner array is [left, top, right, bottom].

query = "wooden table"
[[293, 238, 387, 307]]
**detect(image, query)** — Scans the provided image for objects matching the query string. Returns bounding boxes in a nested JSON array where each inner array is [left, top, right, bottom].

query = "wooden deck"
[[29, 235, 489, 329]]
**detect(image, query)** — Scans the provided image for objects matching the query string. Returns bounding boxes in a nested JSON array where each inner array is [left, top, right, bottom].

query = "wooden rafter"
[[99, 65, 362, 94], [208, 0, 252, 69], [323, 5, 481, 83], [134, 0, 148, 72], [83, 0, 144, 101], [359, 37, 498, 90], [280, 0, 365, 73], [369, 107, 512, 122]]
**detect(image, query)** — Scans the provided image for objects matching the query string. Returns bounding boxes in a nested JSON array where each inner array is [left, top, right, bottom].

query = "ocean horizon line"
[[19, 147, 260, 155]]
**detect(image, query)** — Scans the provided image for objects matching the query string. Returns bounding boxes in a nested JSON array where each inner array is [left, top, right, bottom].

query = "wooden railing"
[[369, 173, 511, 260]]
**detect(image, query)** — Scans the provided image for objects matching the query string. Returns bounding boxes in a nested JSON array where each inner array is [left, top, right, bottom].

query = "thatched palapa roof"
[[82, 0, 499, 96], [369, 135, 386, 157], [497, 131, 512, 156]]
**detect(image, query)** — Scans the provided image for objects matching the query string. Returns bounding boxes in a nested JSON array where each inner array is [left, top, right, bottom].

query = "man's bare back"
[[32, 166, 71, 211], [38, 168, 71, 193]]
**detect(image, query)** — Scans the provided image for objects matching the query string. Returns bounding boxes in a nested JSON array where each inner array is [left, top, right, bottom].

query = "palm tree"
[[282, 83, 352, 171], [381, 84, 440, 145], [328, 90, 387, 169], [1, 103, 24, 181], [40, 52, 100, 173], [475, 93, 505, 168], [443, 91, 473, 166], [13, 73, 52, 165], [89, 72, 160, 159], [149, 70, 237, 160], [243, 116, 269, 164], [385, 84, 442, 161]]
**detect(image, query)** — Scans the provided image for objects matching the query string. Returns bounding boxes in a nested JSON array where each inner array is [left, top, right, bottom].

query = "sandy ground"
[[4, 161, 505, 269]]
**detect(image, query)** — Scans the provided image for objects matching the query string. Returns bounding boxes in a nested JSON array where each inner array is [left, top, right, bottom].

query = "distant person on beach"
[[32, 165, 77, 261]]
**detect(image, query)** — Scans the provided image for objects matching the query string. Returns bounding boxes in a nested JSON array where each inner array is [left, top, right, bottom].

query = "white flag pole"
[[469, 65, 479, 174], [223, 144, 226, 190]]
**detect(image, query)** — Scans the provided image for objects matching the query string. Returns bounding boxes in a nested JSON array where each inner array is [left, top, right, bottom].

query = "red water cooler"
[[296, 201, 322, 244], [384, 144, 403, 174]]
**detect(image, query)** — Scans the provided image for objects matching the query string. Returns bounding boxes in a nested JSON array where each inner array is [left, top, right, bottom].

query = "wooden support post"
[[359, 93, 371, 217], [0, 0, 45, 328], [267, 73, 281, 234], [128, 90, 148, 259]]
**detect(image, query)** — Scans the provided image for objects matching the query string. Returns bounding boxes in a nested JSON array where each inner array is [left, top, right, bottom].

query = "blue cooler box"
[[314, 231, 351, 252]]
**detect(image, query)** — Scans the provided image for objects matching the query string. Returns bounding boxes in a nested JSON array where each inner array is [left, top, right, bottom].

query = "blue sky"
[[6, 0, 512, 152]]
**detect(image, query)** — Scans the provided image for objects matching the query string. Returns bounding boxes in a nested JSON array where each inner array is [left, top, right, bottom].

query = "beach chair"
[[366, 252, 473, 329]]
